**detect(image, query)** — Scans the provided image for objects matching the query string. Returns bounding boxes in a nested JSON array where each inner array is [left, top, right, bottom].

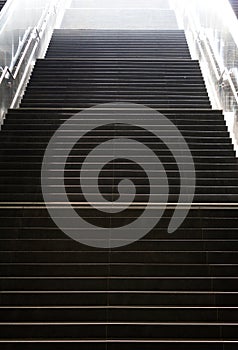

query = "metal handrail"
[[9, 27, 32, 71], [196, 32, 238, 111], [0, 0, 55, 83], [0, 26, 38, 84], [0, 0, 14, 21], [0, 0, 15, 35], [36, 0, 54, 32], [0, 66, 14, 84], [177, 0, 238, 112], [0, 67, 9, 84], [199, 34, 221, 81], [13, 28, 39, 79], [0, 0, 65, 120]]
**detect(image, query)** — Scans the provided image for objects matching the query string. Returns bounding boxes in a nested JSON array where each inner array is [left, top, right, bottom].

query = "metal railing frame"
[[0, 0, 66, 122]]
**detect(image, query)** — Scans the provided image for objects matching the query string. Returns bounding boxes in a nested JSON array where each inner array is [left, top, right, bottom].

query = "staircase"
[[0, 0, 6, 11], [229, 0, 238, 17], [61, 0, 178, 30], [0, 28, 238, 349]]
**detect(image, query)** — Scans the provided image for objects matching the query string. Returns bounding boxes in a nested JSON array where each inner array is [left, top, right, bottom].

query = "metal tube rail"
[[0, 0, 65, 121]]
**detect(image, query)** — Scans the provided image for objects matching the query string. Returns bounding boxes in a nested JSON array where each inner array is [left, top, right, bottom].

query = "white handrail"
[[0, 0, 55, 82], [191, 23, 238, 111], [0, 66, 13, 84], [173, 0, 238, 113], [0, 26, 35, 82], [0, 0, 15, 34], [0, 0, 66, 121], [0, 0, 64, 84]]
